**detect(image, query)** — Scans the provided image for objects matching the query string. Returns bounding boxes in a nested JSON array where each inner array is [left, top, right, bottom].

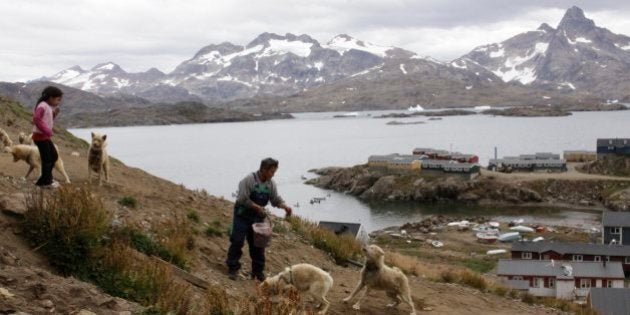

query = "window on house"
[[533, 277, 542, 288], [512, 276, 523, 281], [606, 256, 611, 262], [572, 254, 583, 262], [580, 279, 591, 288], [521, 252, 532, 259], [625, 257, 630, 264], [549, 277, 555, 288], [612, 227, 622, 234], [594, 256, 601, 262], [606, 280, 614, 288]]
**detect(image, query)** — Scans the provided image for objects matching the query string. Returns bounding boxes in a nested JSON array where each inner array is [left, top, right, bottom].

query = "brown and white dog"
[[343, 245, 416, 315], [4, 144, 71, 184], [260, 263, 334, 314], [87, 132, 109, 185]]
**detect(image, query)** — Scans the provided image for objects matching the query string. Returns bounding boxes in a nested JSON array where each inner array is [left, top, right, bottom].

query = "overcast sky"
[[1, 0, 629, 82]]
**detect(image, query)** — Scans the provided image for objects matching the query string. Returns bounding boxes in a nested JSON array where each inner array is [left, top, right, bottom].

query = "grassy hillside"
[[0, 96, 591, 314]]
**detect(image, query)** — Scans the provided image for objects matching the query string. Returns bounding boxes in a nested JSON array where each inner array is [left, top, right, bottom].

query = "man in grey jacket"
[[226, 158, 292, 281]]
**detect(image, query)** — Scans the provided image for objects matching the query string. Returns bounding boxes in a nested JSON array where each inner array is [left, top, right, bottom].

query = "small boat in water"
[[408, 104, 425, 112], [510, 225, 535, 233], [333, 112, 359, 118], [473, 105, 492, 111], [498, 232, 521, 242], [476, 232, 499, 243], [472, 225, 499, 234], [486, 249, 507, 255], [488, 221, 500, 228]]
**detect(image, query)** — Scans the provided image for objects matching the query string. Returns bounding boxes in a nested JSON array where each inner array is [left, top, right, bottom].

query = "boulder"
[[0, 193, 27, 216]]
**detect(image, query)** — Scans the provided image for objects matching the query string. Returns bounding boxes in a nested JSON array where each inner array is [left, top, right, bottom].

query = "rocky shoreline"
[[372, 103, 627, 119], [306, 165, 630, 211]]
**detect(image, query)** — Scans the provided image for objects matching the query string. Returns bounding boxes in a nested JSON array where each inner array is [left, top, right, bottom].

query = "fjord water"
[[70, 110, 630, 231]]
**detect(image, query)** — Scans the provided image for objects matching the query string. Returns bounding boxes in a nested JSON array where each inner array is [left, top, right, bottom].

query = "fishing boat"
[[486, 249, 507, 255], [510, 225, 535, 233], [476, 232, 499, 244], [498, 232, 521, 242]]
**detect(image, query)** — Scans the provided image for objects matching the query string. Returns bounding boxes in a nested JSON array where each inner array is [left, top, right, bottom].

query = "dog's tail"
[[324, 272, 334, 291], [0, 128, 13, 148]]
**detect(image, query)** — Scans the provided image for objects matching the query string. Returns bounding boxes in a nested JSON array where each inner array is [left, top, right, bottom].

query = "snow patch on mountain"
[[493, 67, 536, 85], [260, 39, 313, 57], [324, 35, 392, 57], [489, 48, 505, 58], [399, 64, 407, 75]]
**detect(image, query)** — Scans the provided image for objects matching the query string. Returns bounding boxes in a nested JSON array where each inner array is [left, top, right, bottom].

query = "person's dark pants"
[[226, 211, 265, 274], [34, 139, 58, 186]]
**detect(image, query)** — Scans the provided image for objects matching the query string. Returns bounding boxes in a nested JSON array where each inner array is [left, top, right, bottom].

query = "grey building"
[[497, 259, 624, 300], [597, 138, 630, 160], [511, 241, 630, 276], [602, 211, 630, 246], [588, 288, 630, 315]]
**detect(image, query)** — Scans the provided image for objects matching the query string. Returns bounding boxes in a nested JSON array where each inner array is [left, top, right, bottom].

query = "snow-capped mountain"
[[457, 6, 630, 98], [41, 33, 415, 103]]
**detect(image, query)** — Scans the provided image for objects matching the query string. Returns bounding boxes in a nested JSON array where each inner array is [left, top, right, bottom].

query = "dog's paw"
[[352, 303, 361, 310]]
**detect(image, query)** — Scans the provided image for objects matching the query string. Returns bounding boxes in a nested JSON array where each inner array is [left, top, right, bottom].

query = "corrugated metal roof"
[[318, 221, 362, 238], [512, 241, 630, 256], [597, 138, 630, 148], [497, 260, 624, 278], [589, 288, 630, 315], [603, 211, 630, 227]]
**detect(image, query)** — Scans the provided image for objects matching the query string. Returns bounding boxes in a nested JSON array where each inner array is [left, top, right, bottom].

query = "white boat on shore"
[[431, 240, 444, 248], [498, 232, 521, 242], [486, 249, 507, 255], [532, 237, 545, 242], [476, 232, 499, 243], [447, 220, 470, 227], [510, 225, 535, 233]]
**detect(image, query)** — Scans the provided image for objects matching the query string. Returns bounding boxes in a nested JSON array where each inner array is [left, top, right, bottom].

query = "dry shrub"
[[153, 214, 195, 269], [387, 252, 450, 279], [23, 187, 112, 276], [458, 270, 488, 291], [101, 243, 194, 314], [235, 285, 313, 315]]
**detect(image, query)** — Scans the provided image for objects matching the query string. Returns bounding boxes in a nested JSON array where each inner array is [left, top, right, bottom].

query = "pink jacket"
[[32, 101, 54, 141]]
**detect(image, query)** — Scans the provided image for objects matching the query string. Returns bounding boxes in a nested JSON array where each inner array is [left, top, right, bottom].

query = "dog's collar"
[[282, 266, 293, 285]]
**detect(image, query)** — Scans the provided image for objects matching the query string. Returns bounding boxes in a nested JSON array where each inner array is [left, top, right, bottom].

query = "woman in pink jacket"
[[32, 86, 63, 188]]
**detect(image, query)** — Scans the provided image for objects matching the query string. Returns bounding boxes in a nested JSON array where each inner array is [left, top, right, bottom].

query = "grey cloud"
[[0, 0, 629, 82]]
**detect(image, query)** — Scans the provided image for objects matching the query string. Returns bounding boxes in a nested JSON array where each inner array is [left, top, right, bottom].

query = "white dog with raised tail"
[[343, 244, 416, 315]]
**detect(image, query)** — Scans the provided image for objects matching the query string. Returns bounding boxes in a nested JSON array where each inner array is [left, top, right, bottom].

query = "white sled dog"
[[260, 263, 333, 314], [343, 244, 416, 315]]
